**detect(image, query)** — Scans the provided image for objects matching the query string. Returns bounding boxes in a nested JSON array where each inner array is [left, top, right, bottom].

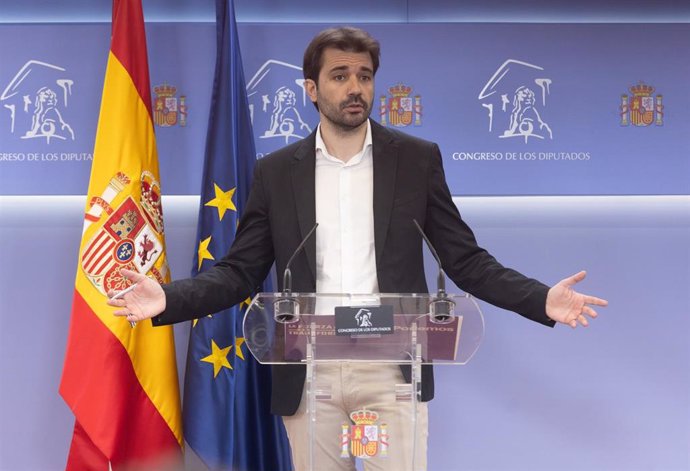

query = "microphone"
[[274, 223, 318, 324], [412, 219, 455, 324]]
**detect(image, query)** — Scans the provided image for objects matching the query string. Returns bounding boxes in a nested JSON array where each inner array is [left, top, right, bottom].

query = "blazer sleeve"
[[152, 159, 276, 326], [423, 143, 555, 327]]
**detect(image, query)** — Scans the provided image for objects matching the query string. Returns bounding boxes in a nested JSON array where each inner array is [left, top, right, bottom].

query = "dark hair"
[[303, 26, 381, 83]]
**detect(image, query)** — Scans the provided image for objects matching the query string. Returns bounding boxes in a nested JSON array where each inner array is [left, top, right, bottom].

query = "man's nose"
[[346, 76, 362, 95]]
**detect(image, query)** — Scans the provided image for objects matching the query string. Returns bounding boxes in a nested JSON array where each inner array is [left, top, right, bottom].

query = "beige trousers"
[[282, 363, 428, 471]]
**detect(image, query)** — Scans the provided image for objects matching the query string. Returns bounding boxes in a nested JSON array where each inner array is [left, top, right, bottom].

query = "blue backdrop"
[[1, 24, 688, 196]]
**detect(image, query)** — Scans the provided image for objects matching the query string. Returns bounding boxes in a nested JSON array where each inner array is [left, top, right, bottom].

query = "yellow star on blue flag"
[[205, 183, 237, 221], [197, 236, 214, 270], [200, 340, 233, 377]]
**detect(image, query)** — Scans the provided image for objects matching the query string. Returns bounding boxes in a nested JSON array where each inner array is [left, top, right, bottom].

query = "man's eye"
[[334, 75, 345, 81]]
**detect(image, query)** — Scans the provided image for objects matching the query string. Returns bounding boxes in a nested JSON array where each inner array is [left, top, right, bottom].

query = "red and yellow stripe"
[[60, 0, 182, 468]]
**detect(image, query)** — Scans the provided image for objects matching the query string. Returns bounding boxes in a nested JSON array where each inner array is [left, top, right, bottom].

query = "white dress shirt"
[[314, 120, 379, 295]]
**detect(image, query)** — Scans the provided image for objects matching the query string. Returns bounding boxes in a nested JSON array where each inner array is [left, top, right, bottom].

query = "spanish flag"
[[59, 0, 183, 469]]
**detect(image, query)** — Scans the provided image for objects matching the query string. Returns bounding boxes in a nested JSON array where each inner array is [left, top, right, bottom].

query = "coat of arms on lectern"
[[340, 408, 389, 459]]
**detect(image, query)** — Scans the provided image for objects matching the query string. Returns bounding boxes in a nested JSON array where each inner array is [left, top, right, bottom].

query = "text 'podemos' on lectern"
[[243, 293, 484, 471]]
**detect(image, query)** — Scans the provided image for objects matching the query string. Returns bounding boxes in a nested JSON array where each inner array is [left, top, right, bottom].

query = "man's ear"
[[304, 79, 318, 104]]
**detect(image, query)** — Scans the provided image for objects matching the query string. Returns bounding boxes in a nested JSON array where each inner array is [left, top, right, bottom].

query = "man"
[[109, 27, 607, 471]]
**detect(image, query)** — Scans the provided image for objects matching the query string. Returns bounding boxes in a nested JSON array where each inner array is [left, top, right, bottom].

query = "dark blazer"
[[154, 120, 554, 416]]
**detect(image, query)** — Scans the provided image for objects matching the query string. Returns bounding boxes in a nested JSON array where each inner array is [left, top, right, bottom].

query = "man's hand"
[[107, 269, 166, 323], [546, 271, 608, 328]]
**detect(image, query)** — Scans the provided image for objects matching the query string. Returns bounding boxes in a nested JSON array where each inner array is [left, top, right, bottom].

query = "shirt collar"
[[315, 119, 372, 166]]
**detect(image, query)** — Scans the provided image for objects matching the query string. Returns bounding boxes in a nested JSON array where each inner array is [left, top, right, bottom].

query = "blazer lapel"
[[371, 121, 398, 268], [291, 132, 317, 283]]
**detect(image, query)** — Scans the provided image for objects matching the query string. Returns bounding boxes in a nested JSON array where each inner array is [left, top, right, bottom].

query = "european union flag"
[[182, 1, 292, 469]]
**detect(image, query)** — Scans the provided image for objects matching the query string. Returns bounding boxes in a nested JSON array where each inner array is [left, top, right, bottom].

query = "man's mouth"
[[342, 101, 365, 112]]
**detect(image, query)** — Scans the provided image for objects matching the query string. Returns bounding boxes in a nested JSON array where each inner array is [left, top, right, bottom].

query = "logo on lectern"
[[354, 308, 373, 327], [340, 408, 389, 459], [335, 305, 394, 336]]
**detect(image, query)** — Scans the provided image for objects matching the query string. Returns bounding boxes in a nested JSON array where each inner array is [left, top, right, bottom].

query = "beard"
[[317, 93, 372, 132]]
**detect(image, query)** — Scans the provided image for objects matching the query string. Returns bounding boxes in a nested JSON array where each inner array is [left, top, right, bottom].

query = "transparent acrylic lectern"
[[243, 293, 484, 471]]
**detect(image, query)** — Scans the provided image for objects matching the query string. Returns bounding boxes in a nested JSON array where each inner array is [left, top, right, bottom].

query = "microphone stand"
[[412, 219, 455, 324], [274, 223, 318, 323]]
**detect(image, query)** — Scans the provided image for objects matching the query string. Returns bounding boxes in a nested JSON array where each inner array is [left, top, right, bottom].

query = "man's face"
[[305, 48, 374, 132]]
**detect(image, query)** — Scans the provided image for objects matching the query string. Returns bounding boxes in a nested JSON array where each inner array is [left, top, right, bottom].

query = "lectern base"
[[282, 363, 429, 471]]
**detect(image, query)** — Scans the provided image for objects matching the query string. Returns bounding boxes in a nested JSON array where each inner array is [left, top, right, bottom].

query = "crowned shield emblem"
[[620, 83, 663, 127], [153, 83, 180, 127], [81, 174, 165, 295], [380, 84, 422, 128], [340, 408, 389, 459]]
